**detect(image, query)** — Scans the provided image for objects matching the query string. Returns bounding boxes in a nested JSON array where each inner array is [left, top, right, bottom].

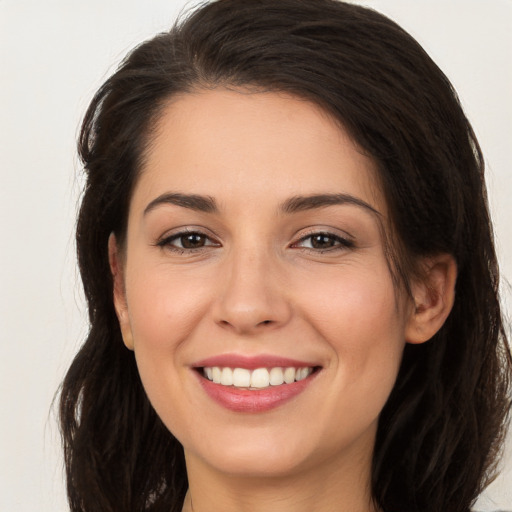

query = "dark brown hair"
[[59, 1, 511, 511]]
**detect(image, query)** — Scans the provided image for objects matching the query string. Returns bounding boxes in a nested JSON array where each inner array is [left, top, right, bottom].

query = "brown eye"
[[180, 233, 208, 249], [310, 234, 338, 249], [293, 232, 354, 252], [157, 231, 219, 252]]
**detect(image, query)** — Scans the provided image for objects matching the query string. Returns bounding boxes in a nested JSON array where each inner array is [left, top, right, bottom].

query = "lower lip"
[[196, 371, 318, 413]]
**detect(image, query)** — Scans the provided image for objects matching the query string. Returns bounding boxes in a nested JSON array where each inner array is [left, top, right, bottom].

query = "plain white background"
[[0, 1, 510, 511]]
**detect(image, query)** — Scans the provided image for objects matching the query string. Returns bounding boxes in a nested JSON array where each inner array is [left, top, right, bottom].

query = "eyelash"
[[156, 230, 220, 253], [156, 230, 354, 254], [291, 231, 355, 252]]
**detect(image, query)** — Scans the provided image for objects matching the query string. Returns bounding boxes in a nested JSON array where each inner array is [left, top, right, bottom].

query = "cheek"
[[126, 263, 212, 349], [123, 264, 213, 420], [298, 263, 406, 392], [303, 262, 403, 336]]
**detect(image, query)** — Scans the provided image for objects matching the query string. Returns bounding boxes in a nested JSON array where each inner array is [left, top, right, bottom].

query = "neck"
[[182, 445, 379, 512]]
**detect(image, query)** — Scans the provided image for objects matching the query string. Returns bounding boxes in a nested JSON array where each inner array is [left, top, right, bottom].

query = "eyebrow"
[[143, 192, 380, 217], [281, 193, 381, 216], [144, 192, 218, 215]]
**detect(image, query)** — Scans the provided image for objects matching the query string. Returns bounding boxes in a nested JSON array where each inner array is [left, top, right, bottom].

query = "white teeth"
[[220, 367, 233, 385], [284, 367, 296, 384], [296, 367, 310, 381], [233, 368, 251, 387], [269, 367, 284, 386], [202, 366, 315, 389], [251, 368, 270, 388], [212, 366, 222, 384]]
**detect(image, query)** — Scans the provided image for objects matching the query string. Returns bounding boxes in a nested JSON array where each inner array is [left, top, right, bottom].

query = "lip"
[[192, 354, 321, 413], [192, 353, 316, 370]]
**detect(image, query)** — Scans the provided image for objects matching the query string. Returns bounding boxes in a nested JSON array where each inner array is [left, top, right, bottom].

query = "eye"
[[157, 230, 220, 252], [293, 232, 354, 251]]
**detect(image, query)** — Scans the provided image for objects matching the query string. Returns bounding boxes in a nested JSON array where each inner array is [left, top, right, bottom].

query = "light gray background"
[[1, 1, 510, 511]]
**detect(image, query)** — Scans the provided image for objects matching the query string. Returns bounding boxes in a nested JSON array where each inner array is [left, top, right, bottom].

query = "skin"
[[110, 88, 456, 512]]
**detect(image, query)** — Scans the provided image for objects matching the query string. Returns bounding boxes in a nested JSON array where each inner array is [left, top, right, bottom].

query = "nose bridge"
[[214, 238, 291, 333]]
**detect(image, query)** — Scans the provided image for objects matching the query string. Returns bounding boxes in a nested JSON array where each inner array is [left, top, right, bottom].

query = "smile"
[[202, 366, 314, 389], [194, 356, 321, 412]]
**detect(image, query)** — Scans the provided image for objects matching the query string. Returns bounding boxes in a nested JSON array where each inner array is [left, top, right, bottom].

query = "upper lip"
[[192, 354, 320, 370]]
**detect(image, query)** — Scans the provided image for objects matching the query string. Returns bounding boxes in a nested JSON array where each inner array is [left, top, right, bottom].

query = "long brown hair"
[[59, 1, 511, 511]]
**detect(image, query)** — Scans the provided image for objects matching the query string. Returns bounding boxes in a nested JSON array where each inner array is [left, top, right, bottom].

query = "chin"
[[182, 423, 322, 478], [192, 448, 312, 479]]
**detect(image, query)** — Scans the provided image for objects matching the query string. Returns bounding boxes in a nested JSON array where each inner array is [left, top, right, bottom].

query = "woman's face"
[[113, 89, 416, 480]]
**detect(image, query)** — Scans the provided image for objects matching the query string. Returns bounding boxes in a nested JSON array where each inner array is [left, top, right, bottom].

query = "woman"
[[59, 1, 511, 511]]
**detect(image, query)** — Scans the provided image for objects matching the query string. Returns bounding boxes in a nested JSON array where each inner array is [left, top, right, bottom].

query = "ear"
[[405, 253, 457, 344], [108, 233, 134, 350]]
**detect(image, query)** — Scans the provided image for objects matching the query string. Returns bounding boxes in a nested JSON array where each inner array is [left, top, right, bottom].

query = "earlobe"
[[108, 233, 134, 350], [405, 254, 457, 344]]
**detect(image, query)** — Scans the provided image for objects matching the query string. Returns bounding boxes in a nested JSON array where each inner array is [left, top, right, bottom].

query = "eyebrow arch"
[[281, 193, 381, 216], [144, 192, 218, 215], [143, 192, 380, 217]]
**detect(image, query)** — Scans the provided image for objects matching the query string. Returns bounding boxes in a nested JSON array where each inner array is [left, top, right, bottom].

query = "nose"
[[212, 247, 292, 335]]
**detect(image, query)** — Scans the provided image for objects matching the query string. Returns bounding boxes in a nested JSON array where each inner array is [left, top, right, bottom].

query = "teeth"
[[269, 367, 284, 386], [284, 367, 296, 384], [202, 366, 314, 389], [212, 367, 222, 384], [296, 367, 310, 381], [251, 368, 269, 388], [233, 368, 251, 387], [220, 367, 233, 386]]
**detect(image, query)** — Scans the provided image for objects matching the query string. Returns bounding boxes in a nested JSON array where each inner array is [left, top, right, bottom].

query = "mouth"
[[199, 365, 319, 390], [192, 357, 322, 412]]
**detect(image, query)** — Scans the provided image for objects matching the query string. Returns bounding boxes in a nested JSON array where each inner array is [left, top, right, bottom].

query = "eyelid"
[[290, 228, 355, 251], [155, 226, 221, 251], [154, 225, 355, 253]]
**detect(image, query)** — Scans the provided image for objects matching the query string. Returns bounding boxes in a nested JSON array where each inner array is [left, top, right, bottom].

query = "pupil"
[[312, 235, 333, 249], [182, 234, 204, 248]]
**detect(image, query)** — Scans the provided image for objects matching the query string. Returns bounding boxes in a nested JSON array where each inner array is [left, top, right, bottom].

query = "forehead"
[[134, 88, 384, 215]]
